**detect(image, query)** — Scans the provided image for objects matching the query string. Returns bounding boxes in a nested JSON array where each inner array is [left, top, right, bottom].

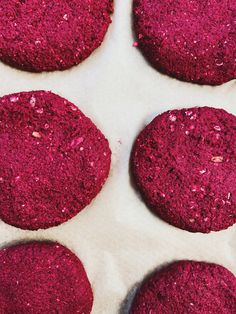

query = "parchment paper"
[[0, 1, 235, 313]]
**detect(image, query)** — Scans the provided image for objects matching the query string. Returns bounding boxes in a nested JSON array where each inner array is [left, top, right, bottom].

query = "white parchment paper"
[[0, 1, 235, 313]]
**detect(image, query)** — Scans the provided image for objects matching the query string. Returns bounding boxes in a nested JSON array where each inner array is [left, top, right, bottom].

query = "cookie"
[[0, 91, 111, 230], [131, 107, 236, 233], [0, 0, 113, 72], [133, 0, 236, 85], [0, 241, 93, 313], [130, 260, 236, 314]]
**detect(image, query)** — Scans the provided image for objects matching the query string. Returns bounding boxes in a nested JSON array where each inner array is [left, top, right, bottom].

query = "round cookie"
[[0, 91, 111, 230], [0, 241, 93, 313], [133, 0, 236, 85], [130, 261, 236, 313], [131, 107, 236, 233], [0, 0, 113, 72]]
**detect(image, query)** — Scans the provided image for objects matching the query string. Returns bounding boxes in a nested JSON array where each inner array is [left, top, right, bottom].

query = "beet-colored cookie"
[[0, 0, 113, 72], [133, 0, 236, 85], [0, 241, 93, 313], [130, 261, 236, 314], [0, 91, 111, 230], [131, 107, 236, 233]]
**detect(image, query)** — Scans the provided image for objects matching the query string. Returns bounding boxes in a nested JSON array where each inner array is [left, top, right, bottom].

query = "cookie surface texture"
[[0, 241, 93, 314], [130, 260, 236, 314], [0, 90, 111, 230], [133, 0, 236, 85], [0, 0, 113, 72], [131, 107, 236, 233]]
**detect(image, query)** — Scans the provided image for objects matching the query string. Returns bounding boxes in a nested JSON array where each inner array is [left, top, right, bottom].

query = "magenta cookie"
[[133, 0, 236, 85], [131, 107, 236, 233], [0, 0, 113, 72], [130, 261, 236, 314], [0, 241, 93, 314], [0, 91, 111, 230]]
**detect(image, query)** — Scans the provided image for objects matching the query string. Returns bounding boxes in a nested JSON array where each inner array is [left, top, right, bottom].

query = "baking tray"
[[0, 1, 235, 313]]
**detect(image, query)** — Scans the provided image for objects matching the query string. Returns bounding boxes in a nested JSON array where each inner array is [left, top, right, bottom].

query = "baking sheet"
[[0, 1, 235, 313]]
